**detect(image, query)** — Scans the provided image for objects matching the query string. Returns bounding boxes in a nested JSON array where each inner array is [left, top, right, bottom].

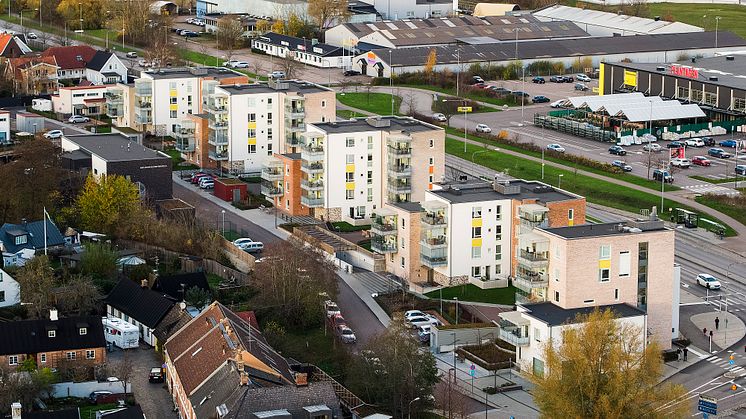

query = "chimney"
[[11, 402, 21, 419], [21, 218, 27, 226], [49, 309, 58, 322], [140, 279, 148, 288], [240, 371, 249, 386]]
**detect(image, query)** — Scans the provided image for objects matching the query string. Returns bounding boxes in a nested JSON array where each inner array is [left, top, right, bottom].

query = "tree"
[[0, 365, 54, 413], [271, 19, 285, 34], [216, 17, 245, 54], [57, 0, 106, 30], [308, 0, 349, 29], [531, 309, 687, 419], [279, 54, 298, 79], [256, 19, 271, 33], [80, 242, 118, 280], [401, 91, 417, 117], [57, 274, 102, 316], [15, 256, 56, 319], [185, 286, 211, 310], [347, 319, 438, 416], [108, 0, 154, 47], [424, 49, 437, 81], [434, 98, 460, 128], [286, 13, 305, 37], [111, 351, 134, 396], [77, 174, 142, 236]]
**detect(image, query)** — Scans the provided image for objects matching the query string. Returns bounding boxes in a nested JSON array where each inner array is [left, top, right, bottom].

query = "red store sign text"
[[670, 65, 699, 79]]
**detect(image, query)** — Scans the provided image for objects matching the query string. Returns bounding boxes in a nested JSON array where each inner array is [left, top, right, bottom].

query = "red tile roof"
[[0, 34, 13, 54], [41, 45, 96, 70], [234, 311, 259, 329], [8, 56, 57, 78]]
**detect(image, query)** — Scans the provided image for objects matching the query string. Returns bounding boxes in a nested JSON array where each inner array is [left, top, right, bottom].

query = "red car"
[[692, 156, 712, 166]]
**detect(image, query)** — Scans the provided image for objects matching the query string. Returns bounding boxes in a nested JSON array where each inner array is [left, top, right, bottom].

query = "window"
[[677, 86, 690, 101], [368, 136, 373, 149], [691, 89, 704, 103], [599, 269, 610, 282], [346, 137, 355, 147], [187, 95, 192, 106], [367, 171, 373, 184], [472, 207, 482, 218], [429, 139, 434, 148], [367, 188, 373, 202], [495, 225, 502, 241], [267, 128, 273, 140], [345, 172, 354, 182], [471, 246, 481, 258], [495, 206, 502, 221], [346, 154, 354, 164], [267, 98, 272, 105], [66, 352, 76, 361], [367, 154, 373, 167], [533, 327, 541, 342], [267, 143, 273, 156], [733, 97, 746, 112], [170, 97, 177, 104], [554, 291, 560, 302], [599, 245, 611, 259], [40, 354, 46, 363], [8, 355, 18, 365], [619, 251, 631, 277], [0, 271, 2, 282], [321, 100, 327, 108], [248, 129, 256, 138], [267, 112, 272, 123], [401, 257, 405, 268], [248, 113, 256, 122], [704, 91, 717, 106], [169, 110, 177, 118], [14, 235, 27, 245], [48, 330, 55, 338], [429, 157, 434, 165], [248, 144, 256, 153], [495, 265, 501, 275], [247, 97, 256, 107], [471, 266, 481, 277], [495, 245, 502, 261], [471, 226, 481, 238], [401, 237, 405, 249], [86, 350, 95, 360], [346, 190, 354, 200], [614, 289, 619, 301], [568, 209, 574, 221], [599, 244, 611, 282], [79, 328, 87, 335]]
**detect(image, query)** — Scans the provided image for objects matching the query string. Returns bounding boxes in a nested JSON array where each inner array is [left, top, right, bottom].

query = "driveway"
[[107, 347, 176, 419]]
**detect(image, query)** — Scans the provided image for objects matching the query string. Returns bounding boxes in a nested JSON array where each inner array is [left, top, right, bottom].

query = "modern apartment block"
[[499, 215, 678, 372], [205, 80, 335, 174], [262, 116, 445, 224], [370, 179, 585, 288]]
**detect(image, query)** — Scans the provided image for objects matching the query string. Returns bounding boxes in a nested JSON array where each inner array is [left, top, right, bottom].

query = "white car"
[[685, 138, 705, 147], [549, 100, 565, 108], [126, 51, 138, 58], [547, 143, 565, 153], [269, 70, 286, 79], [404, 310, 426, 321], [68, 115, 90, 123], [324, 300, 341, 318], [697, 273, 721, 289], [233, 238, 255, 248], [43, 129, 63, 139], [432, 113, 446, 122], [27, 32, 38, 39], [231, 61, 249, 68], [475, 124, 491, 133], [408, 315, 441, 329], [199, 178, 214, 189], [643, 143, 662, 152], [222, 60, 239, 67], [576, 74, 591, 82], [671, 158, 691, 168]]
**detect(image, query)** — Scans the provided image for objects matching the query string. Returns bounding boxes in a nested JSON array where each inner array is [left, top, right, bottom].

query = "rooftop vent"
[[727, 56, 735, 61], [709, 76, 719, 81], [654, 16, 660, 21], [656, 66, 666, 72], [190, 67, 208, 76], [493, 181, 520, 195], [366, 116, 391, 128]]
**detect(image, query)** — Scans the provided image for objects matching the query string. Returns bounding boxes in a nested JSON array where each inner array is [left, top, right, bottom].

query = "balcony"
[[134, 84, 152, 96], [301, 161, 324, 174], [421, 253, 448, 268], [209, 150, 229, 161], [288, 121, 306, 133], [421, 212, 447, 228], [134, 108, 152, 124], [371, 238, 398, 254], [517, 249, 549, 268], [512, 272, 549, 294], [421, 235, 447, 249], [519, 203, 549, 230], [261, 183, 283, 197], [301, 194, 325, 208], [105, 103, 123, 118], [387, 145, 412, 157], [207, 102, 228, 114], [285, 104, 305, 118], [261, 166, 284, 182], [498, 312, 530, 346], [208, 132, 228, 146], [499, 326, 530, 346], [300, 143, 324, 160], [174, 123, 195, 153], [105, 91, 123, 105], [300, 178, 324, 191], [371, 219, 397, 236], [388, 164, 412, 177], [209, 120, 228, 131], [134, 100, 151, 110], [286, 132, 302, 148], [388, 179, 412, 194]]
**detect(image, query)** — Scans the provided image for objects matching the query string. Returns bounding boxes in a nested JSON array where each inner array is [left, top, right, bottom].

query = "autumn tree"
[[424, 48, 437, 81], [256, 19, 271, 33], [286, 13, 304, 37], [15, 256, 56, 319], [271, 19, 285, 34], [531, 309, 687, 419], [216, 17, 245, 54], [108, 0, 154, 46], [347, 318, 438, 416], [77, 174, 142, 236], [308, 0, 350, 29], [57, 0, 106, 30]]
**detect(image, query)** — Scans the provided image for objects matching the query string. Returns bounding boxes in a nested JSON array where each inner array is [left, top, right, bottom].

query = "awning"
[[499, 310, 529, 326], [421, 200, 447, 210], [375, 206, 396, 216]]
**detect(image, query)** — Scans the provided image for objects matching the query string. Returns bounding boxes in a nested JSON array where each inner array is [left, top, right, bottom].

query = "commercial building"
[[51, 85, 107, 118], [196, 0, 307, 20], [363, 0, 455, 20], [354, 31, 746, 77], [205, 80, 335, 174], [600, 55, 746, 120], [262, 116, 444, 223], [252, 33, 353, 69], [61, 133, 173, 200]]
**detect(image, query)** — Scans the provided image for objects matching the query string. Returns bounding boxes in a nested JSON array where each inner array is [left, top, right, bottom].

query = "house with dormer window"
[[85, 51, 127, 85], [0, 219, 66, 267]]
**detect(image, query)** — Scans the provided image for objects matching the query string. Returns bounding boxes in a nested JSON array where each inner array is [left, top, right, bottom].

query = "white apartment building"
[[0, 268, 20, 308], [290, 116, 444, 223], [52, 85, 107, 117], [206, 80, 336, 174]]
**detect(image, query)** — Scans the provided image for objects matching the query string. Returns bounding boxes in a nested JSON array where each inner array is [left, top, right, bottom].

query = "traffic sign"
[[457, 106, 473, 113], [469, 364, 476, 377], [698, 395, 718, 415], [730, 359, 735, 365]]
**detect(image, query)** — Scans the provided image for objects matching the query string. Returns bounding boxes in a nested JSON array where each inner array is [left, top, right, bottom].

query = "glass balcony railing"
[[420, 236, 447, 249], [387, 145, 412, 157], [301, 161, 324, 174], [512, 273, 549, 294], [388, 179, 412, 194], [261, 167, 284, 182], [300, 178, 324, 191], [371, 238, 397, 254], [499, 327, 530, 346], [420, 253, 448, 268], [261, 183, 283, 197], [371, 218, 397, 236], [388, 164, 412, 177], [301, 195, 324, 207], [209, 150, 229, 161], [421, 212, 447, 227]]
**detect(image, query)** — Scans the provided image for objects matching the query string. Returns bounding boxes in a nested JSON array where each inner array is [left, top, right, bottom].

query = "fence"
[[534, 114, 616, 143], [52, 380, 131, 398]]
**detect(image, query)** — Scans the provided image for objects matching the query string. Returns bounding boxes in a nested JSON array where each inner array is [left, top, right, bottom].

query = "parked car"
[[432, 113, 447, 122], [719, 139, 738, 148], [126, 51, 138, 58], [149, 367, 164, 383], [701, 137, 716, 146], [532, 76, 545, 84], [229, 61, 249, 68], [652, 169, 674, 183], [512, 91, 530, 98], [324, 300, 341, 318], [708, 147, 732, 158], [696, 273, 721, 289], [670, 158, 691, 168], [68, 115, 90, 123], [471, 75, 484, 84], [269, 70, 286, 79], [576, 74, 591, 82], [88, 391, 112, 404], [475, 124, 491, 133], [549, 75, 564, 83], [643, 143, 661, 152], [532, 95, 550, 103], [343, 69, 361, 76], [138, 59, 150, 67], [563, 75, 574, 82], [408, 315, 440, 329], [223, 60, 240, 67], [404, 310, 427, 321], [549, 100, 565, 108], [608, 145, 627, 156], [337, 325, 357, 343], [736, 165, 746, 175], [574, 83, 589, 91], [27, 32, 37, 39], [417, 325, 432, 343], [490, 87, 511, 95], [89, 391, 123, 405], [611, 160, 632, 172], [190, 172, 210, 184], [199, 177, 214, 189], [547, 143, 565, 153], [685, 138, 705, 147], [182, 31, 199, 37], [240, 241, 264, 253], [667, 141, 685, 149], [692, 156, 712, 166], [43, 129, 64, 139]]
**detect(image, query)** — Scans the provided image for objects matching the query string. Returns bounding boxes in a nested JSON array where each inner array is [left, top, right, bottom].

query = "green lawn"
[[695, 195, 746, 230], [398, 84, 517, 108], [80, 403, 119, 419], [647, 3, 746, 38], [337, 109, 363, 119], [425, 284, 517, 305], [331, 221, 370, 232], [691, 175, 743, 185], [448, 138, 737, 236], [265, 325, 350, 379], [337, 92, 402, 116]]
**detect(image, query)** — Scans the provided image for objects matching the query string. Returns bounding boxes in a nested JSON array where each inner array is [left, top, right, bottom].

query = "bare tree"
[[401, 90, 417, 117], [57, 274, 103, 316], [250, 60, 265, 81], [280, 54, 298, 79], [434, 99, 461, 127], [435, 381, 471, 419], [112, 351, 134, 396], [216, 17, 245, 58], [15, 256, 56, 319], [308, 0, 350, 29]]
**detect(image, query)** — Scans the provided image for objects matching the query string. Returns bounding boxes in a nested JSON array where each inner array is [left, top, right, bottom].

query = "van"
[[241, 241, 264, 254], [149, 367, 164, 383]]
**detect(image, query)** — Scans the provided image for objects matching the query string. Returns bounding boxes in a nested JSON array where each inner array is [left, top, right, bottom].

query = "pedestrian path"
[[682, 183, 739, 196], [354, 271, 401, 296], [690, 311, 746, 352]]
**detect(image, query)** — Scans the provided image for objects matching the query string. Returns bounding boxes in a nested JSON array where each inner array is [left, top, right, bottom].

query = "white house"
[[0, 110, 10, 144], [252, 32, 352, 68], [52, 85, 108, 117], [85, 51, 128, 85], [0, 268, 20, 307]]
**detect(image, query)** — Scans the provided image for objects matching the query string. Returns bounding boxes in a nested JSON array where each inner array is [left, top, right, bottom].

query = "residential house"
[[0, 33, 31, 58], [0, 110, 10, 144], [60, 133, 173, 200], [85, 50, 128, 85], [152, 272, 211, 301], [51, 85, 107, 118], [0, 219, 66, 267], [203, 80, 335, 174], [0, 267, 20, 307], [252, 33, 352, 68], [0, 310, 106, 369], [164, 302, 343, 419], [5, 56, 59, 95], [41, 45, 96, 82], [104, 277, 191, 347]]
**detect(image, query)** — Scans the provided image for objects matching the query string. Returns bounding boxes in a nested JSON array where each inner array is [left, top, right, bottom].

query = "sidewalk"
[[690, 311, 746, 352]]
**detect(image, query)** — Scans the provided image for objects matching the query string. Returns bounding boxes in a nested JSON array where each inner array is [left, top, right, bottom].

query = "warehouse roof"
[[533, 5, 702, 35], [371, 31, 745, 66], [608, 55, 746, 91]]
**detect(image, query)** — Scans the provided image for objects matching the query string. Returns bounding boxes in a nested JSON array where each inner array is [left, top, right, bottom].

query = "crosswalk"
[[681, 183, 740, 196], [703, 351, 746, 377]]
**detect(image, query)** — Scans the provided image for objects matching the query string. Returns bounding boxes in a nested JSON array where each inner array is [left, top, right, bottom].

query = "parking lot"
[[107, 347, 177, 419]]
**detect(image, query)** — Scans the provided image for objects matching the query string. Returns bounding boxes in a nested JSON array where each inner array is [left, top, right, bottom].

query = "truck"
[[102, 317, 140, 349]]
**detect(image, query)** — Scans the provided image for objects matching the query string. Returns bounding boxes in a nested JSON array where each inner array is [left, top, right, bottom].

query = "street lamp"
[[715, 16, 722, 48], [389, 49, 394, 115], [221, 209, 226, 236], [453, 296, 459, 325], [558, 174, 564, 189], [407, 397, 421, 419]]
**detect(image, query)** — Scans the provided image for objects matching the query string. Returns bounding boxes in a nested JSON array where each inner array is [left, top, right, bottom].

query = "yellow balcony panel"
[[471, 218, 483, 227], [472, 238, 482, 247], [346, 182, 355, 190]]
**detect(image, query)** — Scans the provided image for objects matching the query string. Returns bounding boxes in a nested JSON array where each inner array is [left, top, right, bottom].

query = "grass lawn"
[[398, 84, 517, 108], [695, 195, 746, 230], [448, 138, 737, 236], [337, 109, 363, 119], [80, 403, 119, 419], [337, 92, 402, 116], [207, 273, 223, 289], [647, 3, 746, 38], [425, 284, 517, 305], [331, 221, 370, 232], [266, 325, 350, 379], [691, 175, 743, 185]]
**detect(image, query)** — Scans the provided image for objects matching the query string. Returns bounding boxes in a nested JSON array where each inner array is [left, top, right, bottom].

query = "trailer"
[[102, 316, 140, 349]]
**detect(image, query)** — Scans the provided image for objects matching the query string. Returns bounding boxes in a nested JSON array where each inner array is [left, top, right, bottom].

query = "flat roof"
[[140, 66, 245, 80], [521, 302, 646, 326], [608, 55, 746, 91], [310, 116, 441, 134], [542, 220, 667, 239], [430, 180, 580, 204], [280, 152, 301, 160], [217, 80, 331, 95], [64, 134, 168, 162], [389, 201, 423, 212]]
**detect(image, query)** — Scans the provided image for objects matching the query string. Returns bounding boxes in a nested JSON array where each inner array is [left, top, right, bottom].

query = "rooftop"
[[0, 219, 65, 254], [0, 314, 106, 356], [310, 116, 441, 134], [217, 80, 331, 95], [280, 152, 302, 160], [389, 201, 423, 212], [430, 180, 581, 204], [152, 272, 210, 301], [63, 134, 169, 162], [542, 220, 668, 239], [256, 32, 347, 57], [532, 5, 702, 35], [140, 66, 245, 80], [104, 278, 176, 329], [521, 302, 646, 326], [609, 54, 746, 91]]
